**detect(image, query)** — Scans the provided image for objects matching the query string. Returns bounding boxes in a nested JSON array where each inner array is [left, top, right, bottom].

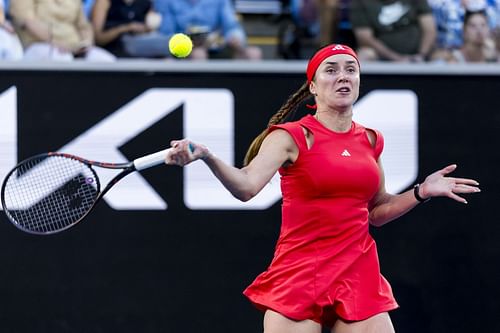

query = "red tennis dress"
[[243, 115, 398, 325]]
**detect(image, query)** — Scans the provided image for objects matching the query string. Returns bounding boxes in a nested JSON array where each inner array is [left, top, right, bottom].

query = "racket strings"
[[3, 155, 99, 234]]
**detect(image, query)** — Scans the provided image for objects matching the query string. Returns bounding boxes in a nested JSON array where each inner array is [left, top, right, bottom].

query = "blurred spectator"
[[291, 0, 320, 38], [0, 0, 23, 60], [350, 0, 437, 62], [432, 9, 498, 62], [83, 0, 95, 18], [277, 0, 319, 59], [493, 14, 500, 56], [428, 0, 500, 50], [9, 0, 115, 61], [318, 0, 335, 46], [317, 0, 354, 46], [155, 0, 262, 60], [278, 0, 355, 59], [91, 0, 171, 58]]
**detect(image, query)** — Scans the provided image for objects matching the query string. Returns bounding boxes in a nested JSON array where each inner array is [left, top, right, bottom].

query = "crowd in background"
[[0, 0, 499, 63]]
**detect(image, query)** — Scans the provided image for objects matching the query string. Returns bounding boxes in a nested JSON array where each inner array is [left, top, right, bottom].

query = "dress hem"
[[244, 292, 399, 325]]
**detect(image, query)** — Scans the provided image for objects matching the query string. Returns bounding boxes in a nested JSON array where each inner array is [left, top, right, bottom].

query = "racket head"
[[1, 153, 101, 235]]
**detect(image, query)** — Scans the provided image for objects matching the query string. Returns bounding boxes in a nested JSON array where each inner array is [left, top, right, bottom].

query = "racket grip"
[[133, 144, 195, 171], [133, 148, 173, 171]]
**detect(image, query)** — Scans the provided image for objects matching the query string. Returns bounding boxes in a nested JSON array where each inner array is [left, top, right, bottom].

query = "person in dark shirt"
[[350, 0, 437, 62], [91, 0, 170, 58]]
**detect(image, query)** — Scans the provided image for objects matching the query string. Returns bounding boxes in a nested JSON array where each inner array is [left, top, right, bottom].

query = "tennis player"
[[165, 44, 480, 333]]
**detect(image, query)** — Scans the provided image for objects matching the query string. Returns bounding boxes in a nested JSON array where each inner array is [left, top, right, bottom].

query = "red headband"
[[306, 44, 359, 83]]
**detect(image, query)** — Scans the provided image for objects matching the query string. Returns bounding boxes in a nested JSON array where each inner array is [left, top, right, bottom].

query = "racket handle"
[[133, 144, 195, 171], [133, 148, 173, 171]]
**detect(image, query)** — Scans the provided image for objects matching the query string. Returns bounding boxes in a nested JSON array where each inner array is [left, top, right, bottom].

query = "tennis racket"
[[1, 146, 188, 235]]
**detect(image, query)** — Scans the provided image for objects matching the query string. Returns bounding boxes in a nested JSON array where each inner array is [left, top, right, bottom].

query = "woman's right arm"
[[166, 129, 297, 202]]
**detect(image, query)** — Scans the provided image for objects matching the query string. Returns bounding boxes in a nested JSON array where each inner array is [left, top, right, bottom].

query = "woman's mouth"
[[336, 87, 351, 93]]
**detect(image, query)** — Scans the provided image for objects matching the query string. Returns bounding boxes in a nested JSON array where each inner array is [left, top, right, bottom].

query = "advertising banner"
[[0, 63, 497, 333]]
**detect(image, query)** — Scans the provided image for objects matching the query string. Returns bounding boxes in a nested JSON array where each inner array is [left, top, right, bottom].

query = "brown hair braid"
[[243, 81, 312, 166]]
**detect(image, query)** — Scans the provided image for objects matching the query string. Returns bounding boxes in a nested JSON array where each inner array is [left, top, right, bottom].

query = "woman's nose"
[[337, 73, 349, 82]]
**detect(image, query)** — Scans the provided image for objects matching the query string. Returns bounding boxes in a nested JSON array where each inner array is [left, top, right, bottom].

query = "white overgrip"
[[133, 148, 173, 171]]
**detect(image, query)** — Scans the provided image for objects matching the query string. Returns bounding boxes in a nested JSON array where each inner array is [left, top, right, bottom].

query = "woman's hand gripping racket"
[[1, 145, 194, 235]]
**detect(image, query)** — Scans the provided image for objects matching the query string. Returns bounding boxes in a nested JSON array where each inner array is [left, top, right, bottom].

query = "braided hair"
[[243, 82, 312, 166]]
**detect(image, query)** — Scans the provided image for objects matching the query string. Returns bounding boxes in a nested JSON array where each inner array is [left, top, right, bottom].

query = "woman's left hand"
[[419, 164, 480, 204]]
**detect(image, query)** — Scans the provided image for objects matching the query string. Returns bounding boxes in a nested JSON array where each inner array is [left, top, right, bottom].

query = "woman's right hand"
[[165, 139, 210, 166]]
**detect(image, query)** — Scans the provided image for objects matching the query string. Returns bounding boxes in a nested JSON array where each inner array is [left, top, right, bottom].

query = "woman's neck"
[[314, 109, 352, 132]]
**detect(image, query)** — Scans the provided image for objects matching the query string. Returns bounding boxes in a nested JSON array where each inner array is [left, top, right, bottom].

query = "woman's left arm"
[[368, 161, 480, 227]]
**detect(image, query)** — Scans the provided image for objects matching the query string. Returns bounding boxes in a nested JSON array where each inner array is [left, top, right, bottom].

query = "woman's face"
[[309, 54, 360, 111], [463, 13, 490, 45]]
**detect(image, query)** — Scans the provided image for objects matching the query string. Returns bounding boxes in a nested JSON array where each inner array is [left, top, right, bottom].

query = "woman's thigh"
[[264, 309, 322, 333], [331, 312, 395, 333]]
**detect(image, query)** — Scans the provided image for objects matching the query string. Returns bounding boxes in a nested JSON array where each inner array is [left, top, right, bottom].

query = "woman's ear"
[[309, 82, 316, 96]]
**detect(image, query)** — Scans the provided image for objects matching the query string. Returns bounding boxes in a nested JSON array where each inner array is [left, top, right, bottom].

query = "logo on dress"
[[341, 149, 351, 157]]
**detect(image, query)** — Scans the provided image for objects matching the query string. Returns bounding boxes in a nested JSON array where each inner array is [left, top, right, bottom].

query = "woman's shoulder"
[[272, 114, 312, 130]]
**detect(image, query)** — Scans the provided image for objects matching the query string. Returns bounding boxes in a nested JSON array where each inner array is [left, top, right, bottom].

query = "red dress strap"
[[269, 121, 309, 151], [366, 128, 384, 159]]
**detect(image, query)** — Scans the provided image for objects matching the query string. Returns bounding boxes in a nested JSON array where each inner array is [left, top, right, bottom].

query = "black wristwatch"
[[413, 184, 430, 203]]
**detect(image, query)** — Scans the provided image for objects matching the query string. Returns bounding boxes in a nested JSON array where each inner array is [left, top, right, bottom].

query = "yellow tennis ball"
[[169, 33, 193, 58]]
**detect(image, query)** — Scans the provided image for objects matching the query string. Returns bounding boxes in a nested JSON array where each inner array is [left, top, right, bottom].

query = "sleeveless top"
[[243, 114, 398, 323]]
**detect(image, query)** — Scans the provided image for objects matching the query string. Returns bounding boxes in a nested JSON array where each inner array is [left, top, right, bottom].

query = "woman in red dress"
[[166, 44, 480, 332]]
